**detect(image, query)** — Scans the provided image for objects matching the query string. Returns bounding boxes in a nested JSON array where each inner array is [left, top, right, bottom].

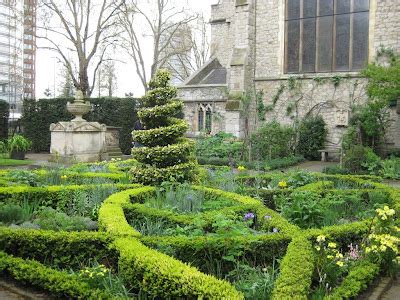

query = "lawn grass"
[[0, 158, 35, 166]]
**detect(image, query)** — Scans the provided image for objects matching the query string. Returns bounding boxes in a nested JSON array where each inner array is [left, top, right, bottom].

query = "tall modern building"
[[23, 0, 36, 100], [0, 0, 36, 117]]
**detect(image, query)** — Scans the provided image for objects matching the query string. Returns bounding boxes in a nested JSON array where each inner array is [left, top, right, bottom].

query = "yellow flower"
[[237, 165, 246, 172], [336, 261, 344, 267], [328, 242, 337, 249], [61, 175, 68, 180], [335, 253, 344, 259], [316, 235, 326, 243], [315, 246, 321, 251], [278, 181, 287, 188], [327, 255, 334, 259]]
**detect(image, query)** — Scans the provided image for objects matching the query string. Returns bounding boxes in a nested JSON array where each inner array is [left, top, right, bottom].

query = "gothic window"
[[285, 0, 369, 73], [198, 105, 204, 132], [205, 107, 212, 134], [197, 103, 213, 133]]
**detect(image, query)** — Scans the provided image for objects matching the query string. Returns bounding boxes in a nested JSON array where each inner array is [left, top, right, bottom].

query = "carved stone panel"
[[335, 109, 349, 127]]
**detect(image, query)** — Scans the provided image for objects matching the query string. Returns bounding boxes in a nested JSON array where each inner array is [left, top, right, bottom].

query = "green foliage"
[[380, 157, 400, 179], [147, 182, 206, 214], [0, 228, 117, 269], [327, 260, 380, 299], [230, 263, 279, 300], [0, 100, 9, 141], [343, 145, 370, 173], [251, 121, 295, 160], [196, 132, 243, 161], [131, 70, 197, 185], [351, 100, 391, 149], [7, 135, 32, 152], [272, 235, 314, 299], [22, 97, 138, 154], [0, 200, 36, 225], [323, 165, 351, 175], [362, 50, 400, 103], [0, 252, 113, 299], [33, 207, 97, 231], [297, 115, 327, 160], [278, 191, 324, 229], [76, 262, 131, 298], [115, 237, 243, 298]]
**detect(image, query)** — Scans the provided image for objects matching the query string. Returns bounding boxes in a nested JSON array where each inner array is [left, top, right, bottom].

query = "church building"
[[178, 0, 400, 150]]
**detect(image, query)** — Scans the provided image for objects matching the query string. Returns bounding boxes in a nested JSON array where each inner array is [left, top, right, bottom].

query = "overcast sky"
[[36, 0, 219, 99]]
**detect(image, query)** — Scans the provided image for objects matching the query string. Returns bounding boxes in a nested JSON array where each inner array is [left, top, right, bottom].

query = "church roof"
[[181, 58, 227, 86]]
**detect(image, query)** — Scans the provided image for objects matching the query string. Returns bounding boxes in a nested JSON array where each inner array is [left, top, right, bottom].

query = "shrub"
[[0, 228, 117, 269], [297, 115, 327, 160], [343, 145, 370, 173], [195, 132, 243, 161], [250, 121, 295, 160], [7, 135, 32, 152], [131, 70, 197, 185], [323, 165, 351, 175], [0, 252, 113, 299], [0, 100, 9, 141]]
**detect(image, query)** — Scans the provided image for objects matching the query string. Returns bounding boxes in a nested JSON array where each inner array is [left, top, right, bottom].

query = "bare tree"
[[38, 0, 123, 96], [58, 65, 74, 97], [97, 60, 118, 97], [118, 0, 197, 91]]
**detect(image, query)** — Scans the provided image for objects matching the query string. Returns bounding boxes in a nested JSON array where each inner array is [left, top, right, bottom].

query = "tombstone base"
[[50, 121, 107, 163]]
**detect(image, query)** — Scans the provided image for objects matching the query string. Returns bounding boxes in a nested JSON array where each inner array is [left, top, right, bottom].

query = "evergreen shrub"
[[131, 70, 197, 185], [0, 100, 9, 141], [297, 115, 327, 160]]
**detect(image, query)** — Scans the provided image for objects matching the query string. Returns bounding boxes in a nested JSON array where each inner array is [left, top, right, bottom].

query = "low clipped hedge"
[[98, 187, 244, 298], [327, 260, 380, 299], [0, 251, 113, 299], [197, 155, 305, 170], [115, 238, 243, 299], [272, 235, 315, 299], [0, 228, 117, 269], [0, 183, 139, 208]]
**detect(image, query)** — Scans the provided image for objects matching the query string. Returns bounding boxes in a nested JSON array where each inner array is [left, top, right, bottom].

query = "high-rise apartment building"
[[0, 0, 36, 117], [23, 0, 36, 100]]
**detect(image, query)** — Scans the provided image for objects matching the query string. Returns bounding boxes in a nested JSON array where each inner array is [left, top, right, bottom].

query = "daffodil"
[[328, 242, 337, 248], [278, 181, 287, 188]]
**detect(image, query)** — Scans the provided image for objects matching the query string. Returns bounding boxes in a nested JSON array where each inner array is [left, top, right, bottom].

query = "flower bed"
[[0, 165, 398, 298]]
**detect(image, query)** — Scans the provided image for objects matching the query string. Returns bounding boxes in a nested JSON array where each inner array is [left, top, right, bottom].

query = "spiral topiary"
[[130, 70, 197, 185]]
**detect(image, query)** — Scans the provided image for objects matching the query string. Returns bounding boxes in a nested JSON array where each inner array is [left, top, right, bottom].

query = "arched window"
[[198, 105, 204, 131], [197, 103, 213, 133]]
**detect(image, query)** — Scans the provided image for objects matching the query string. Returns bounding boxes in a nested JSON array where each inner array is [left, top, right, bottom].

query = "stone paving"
[[0, 279, 49, 300]]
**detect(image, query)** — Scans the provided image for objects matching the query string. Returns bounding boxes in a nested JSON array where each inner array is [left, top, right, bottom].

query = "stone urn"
[[67, 90, 91, 122]]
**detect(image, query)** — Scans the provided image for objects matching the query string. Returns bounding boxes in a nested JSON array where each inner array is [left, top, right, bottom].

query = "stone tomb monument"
[[50, 91, 109, 162]]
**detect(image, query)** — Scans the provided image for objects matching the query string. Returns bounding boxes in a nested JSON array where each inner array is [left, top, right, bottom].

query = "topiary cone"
[[130, 70, 197, 185]]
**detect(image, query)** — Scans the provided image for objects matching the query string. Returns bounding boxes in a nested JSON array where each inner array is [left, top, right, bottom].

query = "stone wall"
[[255, 76, 369, 146], [252, 0, 400, 148], [181, 0, 400, 147], [179, 85, 228, 134]]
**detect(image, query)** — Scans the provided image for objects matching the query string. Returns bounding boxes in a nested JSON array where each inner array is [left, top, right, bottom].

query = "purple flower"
[[272, 228, 279, 233], [243, 212, 255, 221], [264, 215, 272, 220]]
